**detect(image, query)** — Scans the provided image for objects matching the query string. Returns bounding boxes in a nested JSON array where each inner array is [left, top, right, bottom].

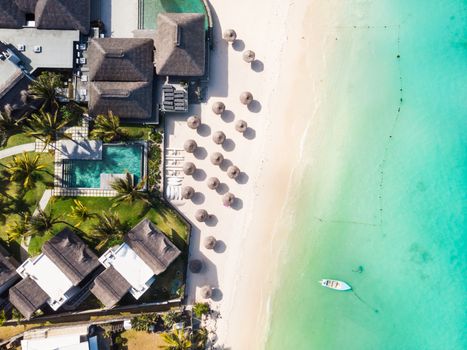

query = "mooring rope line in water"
[[352, 290, 380, 314]]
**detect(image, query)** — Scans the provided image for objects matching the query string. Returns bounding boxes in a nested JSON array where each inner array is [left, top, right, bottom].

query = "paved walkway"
[[33, 189, 53, 216], [0, 143, 35, 160]]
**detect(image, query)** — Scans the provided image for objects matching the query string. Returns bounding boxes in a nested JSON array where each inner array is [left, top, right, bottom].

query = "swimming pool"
[[141, 0, 208, 30], [64, 144, 144, 188]]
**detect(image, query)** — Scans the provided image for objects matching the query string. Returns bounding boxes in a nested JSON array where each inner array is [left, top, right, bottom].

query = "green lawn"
[[0, 132, 35, 150], [42, 196, 189, 254], [0, 151, 55, 258]]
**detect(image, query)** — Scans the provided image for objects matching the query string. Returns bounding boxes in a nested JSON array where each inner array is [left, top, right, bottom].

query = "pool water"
[[142, 0, 208, 30], [66, 145, 143, 188]]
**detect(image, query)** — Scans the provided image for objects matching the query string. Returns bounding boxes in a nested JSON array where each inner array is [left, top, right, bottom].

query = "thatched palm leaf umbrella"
[[200, 285, 213, 299], [212, 101, 225, 115], [207, 177, 220, 190], [184, 139, 197, 153], [210, 152, 224, 166], [235, 120, 248, 133], [243, 50, 256, 63], [227, 165, 240, 179], [195, 209, 208, 222], [181, 186, 195, 199], [240, 91, 254, 105], [183, 162, 196, 175], [212, 131, 226, 145], [204, 236, 217, 250], [189, 259, 203, 273], [223, 192, 235, 207], [223, 29, 237, 43], [187, 115, 201, 129]]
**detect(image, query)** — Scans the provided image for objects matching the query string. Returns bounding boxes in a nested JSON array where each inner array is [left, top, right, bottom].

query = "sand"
[[164, 0, 340, 348]]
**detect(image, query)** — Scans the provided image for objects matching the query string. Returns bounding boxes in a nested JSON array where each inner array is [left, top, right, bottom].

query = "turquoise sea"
[[266, 1, 467, 349]]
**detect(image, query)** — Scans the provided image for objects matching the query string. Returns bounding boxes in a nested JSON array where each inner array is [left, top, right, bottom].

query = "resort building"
[[154, 13, 206, 77], [0, 0, 90, 112], [20, 324, 98, 350], [0, 245, 19, 295], [9, 228, 100, 319], [90, 219, 181, 308], [87, 38, 156, 121]]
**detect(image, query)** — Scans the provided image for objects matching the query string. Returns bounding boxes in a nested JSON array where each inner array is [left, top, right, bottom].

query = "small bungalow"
[[9, 228, 100, 319], [90, 219, 181, 308], [87, 38, 155, 121]]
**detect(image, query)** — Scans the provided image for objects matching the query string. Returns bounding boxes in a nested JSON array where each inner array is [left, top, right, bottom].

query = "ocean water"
[[266, 1, 467, 349]]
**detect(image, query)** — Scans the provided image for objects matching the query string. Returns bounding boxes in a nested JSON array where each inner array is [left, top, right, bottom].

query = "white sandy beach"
[[164, 0, 341, 348]]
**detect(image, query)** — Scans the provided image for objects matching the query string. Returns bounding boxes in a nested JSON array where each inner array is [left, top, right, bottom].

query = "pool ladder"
[[62, 161, 73, 188]]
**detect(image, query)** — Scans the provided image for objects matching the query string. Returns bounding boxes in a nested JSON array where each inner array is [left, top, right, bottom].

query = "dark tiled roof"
[[0, 251, 18, 287], [88, 81, 153, 120], [155, 13, 205, 77], [90, 266, 131, 309], [0, 0, 24, 28], [42, 228, 100, 286], [88, 38, 154, 82], [9, 277, 48, 319], [125, 219, 181, 275], [35, 0, 90, 34]]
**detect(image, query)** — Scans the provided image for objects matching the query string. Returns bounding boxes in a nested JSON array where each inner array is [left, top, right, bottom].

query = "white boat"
[[319, 279, 352, 291]]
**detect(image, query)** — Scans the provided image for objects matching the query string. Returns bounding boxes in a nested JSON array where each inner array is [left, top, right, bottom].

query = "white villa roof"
[[99, 243, 155, 299], [21, 335, 89, 350], [16, 254, 74, 310], [0, 27, 79, 91]]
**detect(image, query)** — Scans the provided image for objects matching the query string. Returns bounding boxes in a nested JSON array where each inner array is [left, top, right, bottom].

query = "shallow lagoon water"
[[266, 1, 467, 349]]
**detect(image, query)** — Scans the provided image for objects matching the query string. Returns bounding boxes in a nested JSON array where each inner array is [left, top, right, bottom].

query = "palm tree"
[[28, 71, 63, 111], [24, 110, 70, 150], [28, 209, 65, 237], [0, 194, 12, 222], [91, 211, 127, 250], [3, 152, 46, 189], [161, 329, 192, 350], [193, 327, 208, 350], [69, 199, 95, 227], [6, 212, 30, 242], [91, 111, 128, 142], [111, 172, 149, 207]]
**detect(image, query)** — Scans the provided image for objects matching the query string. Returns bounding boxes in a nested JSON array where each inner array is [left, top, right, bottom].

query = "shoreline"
[[209, 0, 342, 348]]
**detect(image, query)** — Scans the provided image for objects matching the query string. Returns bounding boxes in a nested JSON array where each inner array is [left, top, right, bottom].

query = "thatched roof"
[[88, 81, 153, 120], [88, 38, 154, 82], [240, 91, 253, 105], [181, 186, 195, 199], [90, 266, 131, 309], [155, 13, 206, 77], [42, 228, 100, 286], [9, 277, 48, 319], [195, 209, 208, 222], [227, 165, 240, 179], [0, 1, 24, 28], [14, 0, 38, 13], [183, 162, 196, 175], [124, 219, 181, 275], [203, 236, 217, 250], [210, 152, 224, 166], [35, 0, 90, 34], [212, 131, 226, 145], [223, 29, 237, 43], [207, 177, 219, 190], [184, 139, 197, 153], [212, 101, 225, 115], [0, 252, 18, 287], [235, 119, 248, 133], [223, 192, 235, 207], [187, 115, 201, 129], [243, 50, 255, 63]]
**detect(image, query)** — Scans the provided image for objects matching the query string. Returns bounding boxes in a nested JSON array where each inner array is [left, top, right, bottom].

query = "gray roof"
[[42, 228, 100, 286], [88, 81, 153, 120], [125, 219, 181, 275], [35, 0, 90, 34], [9, 277, 48, 319], [0, 1, 24, 28], [155, 13, 206, 77], [88, 38, 154, 82], [90, 266, 131, 309], [0, 251, 18, 287]]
